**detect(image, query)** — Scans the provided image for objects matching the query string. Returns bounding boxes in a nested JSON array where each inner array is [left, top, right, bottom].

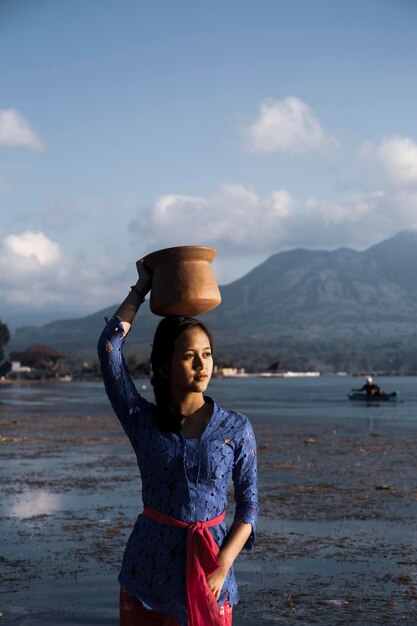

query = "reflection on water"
[[2, 490, 134, 518], [9, 490, 63, 518]]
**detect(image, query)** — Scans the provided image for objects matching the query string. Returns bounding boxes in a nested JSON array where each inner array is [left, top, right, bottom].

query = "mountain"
[[9, 231, 417, 372], [202, 230, 417, 339]]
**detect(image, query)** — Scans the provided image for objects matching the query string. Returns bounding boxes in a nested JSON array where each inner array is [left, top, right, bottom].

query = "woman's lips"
[[194, 374, 208, 381]]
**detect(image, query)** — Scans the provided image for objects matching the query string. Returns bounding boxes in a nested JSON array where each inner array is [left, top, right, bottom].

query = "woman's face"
[[167, 326, 213, 395]]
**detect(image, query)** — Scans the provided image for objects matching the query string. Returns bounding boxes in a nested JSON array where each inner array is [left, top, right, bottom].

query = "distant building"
[[11, 361, 31, 373], [10, 345, 66, 372], [217, 367, 246, 377]]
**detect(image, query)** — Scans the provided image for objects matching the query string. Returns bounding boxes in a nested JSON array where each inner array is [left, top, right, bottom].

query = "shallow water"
[[1, 376, 416, 625]]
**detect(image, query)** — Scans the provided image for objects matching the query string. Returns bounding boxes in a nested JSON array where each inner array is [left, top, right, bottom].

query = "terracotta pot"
[[142, 246, 221, 317]]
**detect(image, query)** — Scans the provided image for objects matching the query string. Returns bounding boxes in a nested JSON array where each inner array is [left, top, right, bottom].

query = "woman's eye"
[[203, 352, 212, 358]]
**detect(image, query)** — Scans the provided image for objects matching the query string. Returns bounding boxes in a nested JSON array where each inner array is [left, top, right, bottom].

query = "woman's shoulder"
[[212, 401, 253, 435]]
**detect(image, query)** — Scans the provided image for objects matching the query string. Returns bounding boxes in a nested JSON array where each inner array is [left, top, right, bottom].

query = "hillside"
[[9, 231, 417, 372]]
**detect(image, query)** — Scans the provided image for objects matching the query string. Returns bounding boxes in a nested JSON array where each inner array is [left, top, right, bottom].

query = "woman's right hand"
[[135, 258, 153, 296], [112, 258, 153, 325]]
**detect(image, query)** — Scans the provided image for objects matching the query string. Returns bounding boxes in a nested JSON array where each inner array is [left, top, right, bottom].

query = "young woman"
[[98, 260, 258, 626]]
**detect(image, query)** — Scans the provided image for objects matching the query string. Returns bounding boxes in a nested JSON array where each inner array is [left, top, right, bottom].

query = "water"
[[0, 376, 416, 625], [1, 373, 415, 422]]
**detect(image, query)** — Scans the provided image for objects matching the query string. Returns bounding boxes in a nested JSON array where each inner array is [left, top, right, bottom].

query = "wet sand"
[[1, 382, 417, 625]]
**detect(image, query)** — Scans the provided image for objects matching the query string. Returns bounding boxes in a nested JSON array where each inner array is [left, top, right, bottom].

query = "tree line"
[[0, 320, 10, 364]]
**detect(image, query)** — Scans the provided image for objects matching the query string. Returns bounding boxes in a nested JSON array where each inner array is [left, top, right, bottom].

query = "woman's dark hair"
[[150, 316, 213, 433]]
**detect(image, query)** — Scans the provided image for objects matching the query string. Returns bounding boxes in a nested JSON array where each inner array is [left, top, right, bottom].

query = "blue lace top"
[[98, 316, 259, 626]]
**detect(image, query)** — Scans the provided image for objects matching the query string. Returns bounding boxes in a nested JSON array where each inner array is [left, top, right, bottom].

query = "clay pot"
[[142, 246, 221, 317]]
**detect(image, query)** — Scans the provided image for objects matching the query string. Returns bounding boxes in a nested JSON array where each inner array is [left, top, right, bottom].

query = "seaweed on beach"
[[1, 389, 417, 625]]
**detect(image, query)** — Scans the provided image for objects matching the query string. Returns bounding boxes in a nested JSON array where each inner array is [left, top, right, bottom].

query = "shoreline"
[[2, 371, 417, 386]]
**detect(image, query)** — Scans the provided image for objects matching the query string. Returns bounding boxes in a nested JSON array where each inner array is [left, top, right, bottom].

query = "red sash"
[[143, 506, 226, 626]]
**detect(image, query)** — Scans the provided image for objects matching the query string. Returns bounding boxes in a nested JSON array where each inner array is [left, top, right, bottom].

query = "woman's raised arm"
[[114, 259, 152, 330], [97, 260, 153, 437]]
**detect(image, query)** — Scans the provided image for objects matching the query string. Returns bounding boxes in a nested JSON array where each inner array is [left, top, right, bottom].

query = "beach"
[[1, 377, 416, 625]]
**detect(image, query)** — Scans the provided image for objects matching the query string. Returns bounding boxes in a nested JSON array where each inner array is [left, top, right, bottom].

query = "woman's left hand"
[[206, 522, 251, 600], [206, 564, 229, 601]]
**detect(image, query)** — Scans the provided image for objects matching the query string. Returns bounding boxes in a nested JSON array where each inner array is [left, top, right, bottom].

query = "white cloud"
[[271, 190, 293, 218], [0, 230, 125, 313], [290, 187, 417, 251], [142, 184, 294, 253], [4, 231, 61, 267], [129, 180, 417, 266], [360, 136, 417, 186], [0, 109, 45, 152], [245, 97, 334, 154], [0, 231, 62, 309]]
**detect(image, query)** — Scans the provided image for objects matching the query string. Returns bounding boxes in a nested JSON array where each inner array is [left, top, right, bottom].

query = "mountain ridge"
[[8, 230, 417, 372]]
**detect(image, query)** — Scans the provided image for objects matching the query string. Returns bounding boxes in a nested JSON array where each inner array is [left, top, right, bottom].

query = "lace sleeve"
[[97, 315, 153, 438], [231, 417, 259, 549]]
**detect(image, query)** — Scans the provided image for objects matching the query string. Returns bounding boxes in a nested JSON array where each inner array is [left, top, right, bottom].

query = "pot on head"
[[141, 245, 221, 317]]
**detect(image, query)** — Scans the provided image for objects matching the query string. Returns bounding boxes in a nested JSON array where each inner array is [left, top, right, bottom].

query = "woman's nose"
[[193, 356, 203, 370]]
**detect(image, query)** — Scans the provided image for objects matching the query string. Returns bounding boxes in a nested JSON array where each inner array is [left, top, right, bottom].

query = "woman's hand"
[[206, 563, 229, 601], [206, 522, 252, 601], [112, 258, 153, 325]]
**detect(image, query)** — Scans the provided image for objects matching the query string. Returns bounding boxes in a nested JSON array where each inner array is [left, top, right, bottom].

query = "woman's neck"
[[169, 392, 205, 417], [171, 394, 213, 439]]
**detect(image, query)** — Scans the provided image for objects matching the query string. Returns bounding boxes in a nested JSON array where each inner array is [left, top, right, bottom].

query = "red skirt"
[[120, 585, 233, 626]]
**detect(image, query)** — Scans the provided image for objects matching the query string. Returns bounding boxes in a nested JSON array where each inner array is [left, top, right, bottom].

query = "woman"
[[98, 260, 258, 626]]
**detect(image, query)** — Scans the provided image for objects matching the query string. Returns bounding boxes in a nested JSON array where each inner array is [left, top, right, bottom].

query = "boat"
[[347, 391, 398, 402]]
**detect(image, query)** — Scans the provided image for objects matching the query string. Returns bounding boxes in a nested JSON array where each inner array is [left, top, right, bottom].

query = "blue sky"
[[1, 0, 417, 325]]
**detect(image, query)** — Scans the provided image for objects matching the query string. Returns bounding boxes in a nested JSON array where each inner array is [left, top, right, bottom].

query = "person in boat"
[[354, 377, 382, 396], [97, 259, 258, 626]]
